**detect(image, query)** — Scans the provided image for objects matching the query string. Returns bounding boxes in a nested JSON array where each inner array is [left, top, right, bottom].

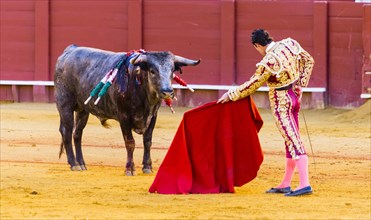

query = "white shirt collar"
[[266, 41, 276, 53]]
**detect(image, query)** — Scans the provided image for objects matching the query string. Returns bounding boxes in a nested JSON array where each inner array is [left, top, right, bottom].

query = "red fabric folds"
[[149, 97, 264, 194]]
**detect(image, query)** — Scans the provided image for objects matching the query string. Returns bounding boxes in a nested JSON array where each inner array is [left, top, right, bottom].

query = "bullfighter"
[[217, 28, 315, 196]]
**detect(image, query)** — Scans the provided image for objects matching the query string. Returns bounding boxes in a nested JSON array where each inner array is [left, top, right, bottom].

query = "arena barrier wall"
[[1, 0, 370, 108]]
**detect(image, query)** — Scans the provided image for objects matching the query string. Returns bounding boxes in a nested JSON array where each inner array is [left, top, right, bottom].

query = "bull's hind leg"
[[57, 106, 80, 171], [73, 110, 89, 170]]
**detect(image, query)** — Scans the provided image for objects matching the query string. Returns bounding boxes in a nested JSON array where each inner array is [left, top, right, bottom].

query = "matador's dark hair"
[[251, 29, 273, 46]]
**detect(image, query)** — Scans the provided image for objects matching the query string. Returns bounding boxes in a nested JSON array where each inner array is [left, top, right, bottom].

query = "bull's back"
[[54, 45, 125, 117], [55, 45, 122, 84]]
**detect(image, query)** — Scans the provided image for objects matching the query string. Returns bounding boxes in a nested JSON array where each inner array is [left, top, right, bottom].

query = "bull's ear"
[[134, 66, 141, 75], [127, 63, 142, 75], [174, 55, 201, 67], [127, 65, 141, 75], [174, 66, 183, 74]]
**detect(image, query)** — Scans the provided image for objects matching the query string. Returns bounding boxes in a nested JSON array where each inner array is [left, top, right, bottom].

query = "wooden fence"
[[1, 0, 370, 108]]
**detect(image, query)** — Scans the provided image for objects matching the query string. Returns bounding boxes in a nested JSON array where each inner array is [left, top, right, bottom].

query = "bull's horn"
[[130, 53, 147, 65], [174, 55, 201, 66]]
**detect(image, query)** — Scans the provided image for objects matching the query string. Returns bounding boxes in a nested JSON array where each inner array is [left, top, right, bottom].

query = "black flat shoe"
[[266, 186, 291, 194], [285, 186, 313, 197]]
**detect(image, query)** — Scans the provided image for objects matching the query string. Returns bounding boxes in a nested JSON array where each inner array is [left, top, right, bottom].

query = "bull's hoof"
[[80, 165, 87, 170], [70, 165, 82, 171], [142, 168, 153, 174], [125, 170, 136, 176]]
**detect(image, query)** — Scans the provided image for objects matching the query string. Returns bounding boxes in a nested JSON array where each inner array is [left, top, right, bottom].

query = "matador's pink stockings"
[[295, 154, 310, 190], [276, 158, 296, 188], [276, 155, 310, 190]]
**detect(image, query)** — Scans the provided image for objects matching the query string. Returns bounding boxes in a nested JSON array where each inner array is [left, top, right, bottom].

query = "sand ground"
[[0, 100, 370, 220]]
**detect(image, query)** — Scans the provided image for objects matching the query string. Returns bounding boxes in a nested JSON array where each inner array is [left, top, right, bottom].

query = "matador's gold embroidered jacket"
[[228, 38, 315, 101]]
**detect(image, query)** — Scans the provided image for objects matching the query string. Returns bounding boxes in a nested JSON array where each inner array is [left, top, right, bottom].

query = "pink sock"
[[276, 158, 296, 188], [294, 155, 310, 190]]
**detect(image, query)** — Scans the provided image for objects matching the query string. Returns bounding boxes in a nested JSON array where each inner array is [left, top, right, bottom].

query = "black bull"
[[54, 45, 200, 175]]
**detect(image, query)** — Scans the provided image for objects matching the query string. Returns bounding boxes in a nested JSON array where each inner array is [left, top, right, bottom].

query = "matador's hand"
[[217, 92, 231, 104], [294, 85, 303, 100]]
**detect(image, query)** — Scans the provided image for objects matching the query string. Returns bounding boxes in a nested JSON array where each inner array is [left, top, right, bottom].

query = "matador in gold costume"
[[218, 29, 315, 196]]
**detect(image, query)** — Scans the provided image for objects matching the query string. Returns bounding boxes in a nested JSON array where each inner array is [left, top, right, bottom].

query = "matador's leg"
[[269, 88, 310, 191], [269, 88, 306, 160]]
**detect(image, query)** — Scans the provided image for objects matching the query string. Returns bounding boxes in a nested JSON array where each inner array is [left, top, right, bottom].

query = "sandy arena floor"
[[0, 100, 370, 219]]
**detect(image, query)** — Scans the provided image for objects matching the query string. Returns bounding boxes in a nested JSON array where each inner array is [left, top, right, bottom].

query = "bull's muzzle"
[[160, 89, 174, 99]]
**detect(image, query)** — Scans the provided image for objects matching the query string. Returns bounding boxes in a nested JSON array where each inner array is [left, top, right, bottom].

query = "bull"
[[54, 45, 200, 175]]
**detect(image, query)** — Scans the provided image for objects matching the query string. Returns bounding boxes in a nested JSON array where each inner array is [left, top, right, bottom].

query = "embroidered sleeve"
[[297, 49, 315, 87], [228, 65, 271, 101]]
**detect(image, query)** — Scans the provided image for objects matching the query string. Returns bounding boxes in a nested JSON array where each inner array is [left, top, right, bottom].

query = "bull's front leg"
[[142, 116, 157, 174], [120, 123, 136, 176]]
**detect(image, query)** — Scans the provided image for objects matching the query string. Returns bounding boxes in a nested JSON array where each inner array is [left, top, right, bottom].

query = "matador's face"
[[253, 44, 266, 56]]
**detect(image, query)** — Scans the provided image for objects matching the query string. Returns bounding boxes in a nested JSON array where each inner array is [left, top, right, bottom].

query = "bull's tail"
[[59, 141, 65, 159]]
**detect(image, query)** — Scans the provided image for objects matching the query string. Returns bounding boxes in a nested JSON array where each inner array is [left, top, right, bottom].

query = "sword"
[[301, 110, 316, 173]]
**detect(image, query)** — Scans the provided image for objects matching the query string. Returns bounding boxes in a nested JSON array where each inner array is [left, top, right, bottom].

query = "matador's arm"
[[228, 65, 271, 101], [297, 49, 315, 87]]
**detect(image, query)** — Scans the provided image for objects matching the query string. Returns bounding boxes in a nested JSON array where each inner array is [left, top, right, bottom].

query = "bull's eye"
[[150, 70, 156, 76]]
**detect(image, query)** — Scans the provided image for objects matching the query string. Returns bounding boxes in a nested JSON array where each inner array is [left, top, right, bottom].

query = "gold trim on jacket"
[[228, 38, 314, 101]]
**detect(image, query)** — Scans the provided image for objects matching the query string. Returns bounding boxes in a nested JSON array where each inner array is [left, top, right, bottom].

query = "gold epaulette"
[[256, 52, 283, 75], [281, 38, 302, 55]]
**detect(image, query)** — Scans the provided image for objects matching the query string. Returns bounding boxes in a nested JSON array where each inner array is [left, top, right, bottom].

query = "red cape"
[[149, 97, 264, 194]]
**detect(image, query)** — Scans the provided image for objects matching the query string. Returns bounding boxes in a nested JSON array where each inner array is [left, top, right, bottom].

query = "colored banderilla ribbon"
[[164, 73, 194, 114], [164, 97, 176, 114], [84, 59, 124, 105], [173, 73, 194, 92]]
